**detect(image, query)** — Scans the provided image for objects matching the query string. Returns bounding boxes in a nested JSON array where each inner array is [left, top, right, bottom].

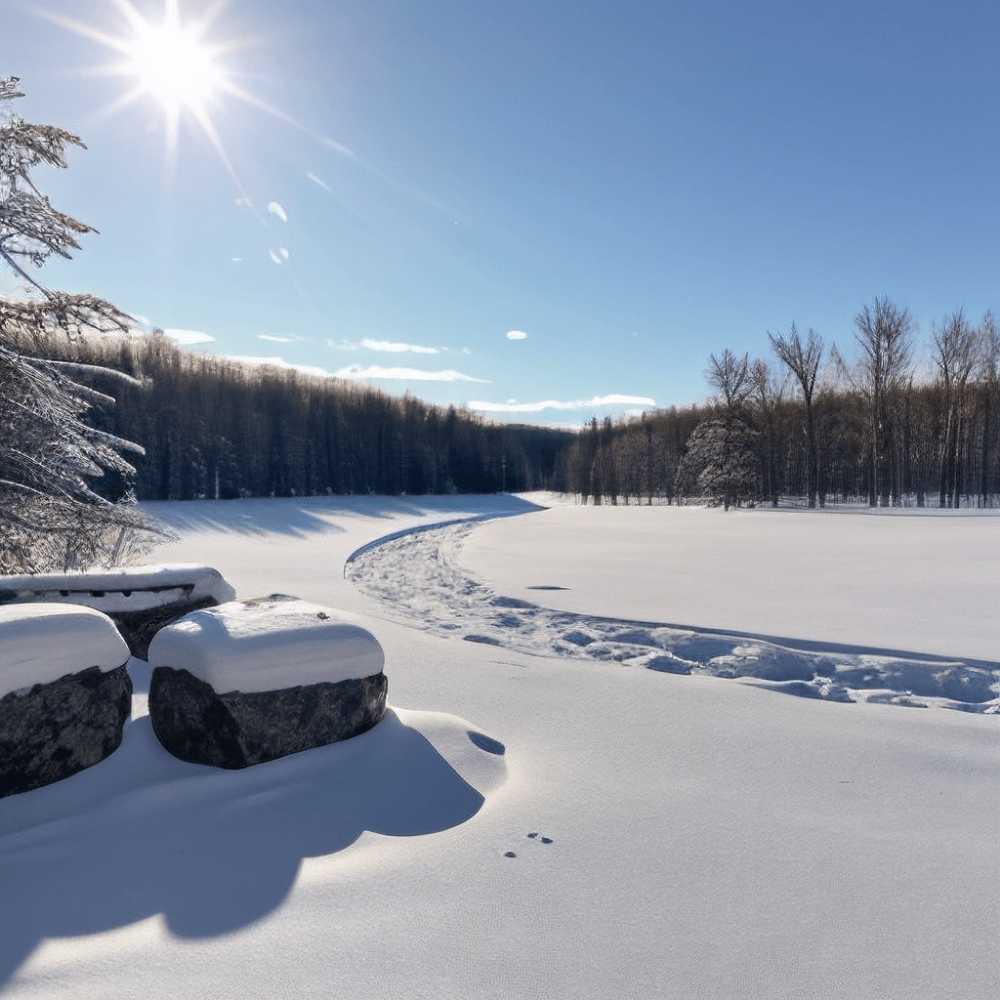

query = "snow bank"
[[0, 604, 129, 695], [0, 564, 235, 613]]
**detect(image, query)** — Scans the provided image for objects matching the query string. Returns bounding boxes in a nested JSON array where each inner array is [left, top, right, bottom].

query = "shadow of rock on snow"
[[145, 494, 546, 541], [0, 708, 500, 987], [347, 519, 1000, 715]]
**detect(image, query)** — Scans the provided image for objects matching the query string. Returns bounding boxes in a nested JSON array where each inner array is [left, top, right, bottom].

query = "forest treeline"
[[5, 328, 572, 500], [9, 297, 1000, 511], [560, 300, 1000, 509]]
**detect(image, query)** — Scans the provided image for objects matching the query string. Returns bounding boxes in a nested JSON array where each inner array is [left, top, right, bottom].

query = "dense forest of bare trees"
[[11, 295, 999, 514], [5, 327, 572, 501], [561, 299, 1000, 509]]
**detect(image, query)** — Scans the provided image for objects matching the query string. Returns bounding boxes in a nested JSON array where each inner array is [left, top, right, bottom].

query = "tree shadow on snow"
[[0, 709, 494, 987], [145, 494, 546, 540]]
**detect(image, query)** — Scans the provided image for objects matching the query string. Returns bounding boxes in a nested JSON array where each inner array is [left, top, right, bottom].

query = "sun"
[[124, 15, 224, 117], [38, 0, 320, 198], [38, 1, 245, 177]]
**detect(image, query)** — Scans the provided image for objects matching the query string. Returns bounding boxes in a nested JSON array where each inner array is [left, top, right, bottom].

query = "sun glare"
[[126, 19, 222, 114], [39, 0, 320, 198]]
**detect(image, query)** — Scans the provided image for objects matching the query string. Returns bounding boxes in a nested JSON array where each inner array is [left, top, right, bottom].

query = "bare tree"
[[931, 310, 979, 507], [849, 297, 915, 505], [746, 357, 786, 506], [976, 312, 999, 506], [705, 349, 750, 411], [769, 323, 824, 507]]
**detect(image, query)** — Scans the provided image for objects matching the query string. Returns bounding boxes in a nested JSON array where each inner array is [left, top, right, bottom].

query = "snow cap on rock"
[[147, 595, 385, 694], [0, 604, 130, 696], [0, 564, 236, 613]]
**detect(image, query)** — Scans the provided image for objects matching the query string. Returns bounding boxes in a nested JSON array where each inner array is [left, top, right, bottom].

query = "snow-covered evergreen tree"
[[676, 417, 760, 510], [0, 77, 170, 572]]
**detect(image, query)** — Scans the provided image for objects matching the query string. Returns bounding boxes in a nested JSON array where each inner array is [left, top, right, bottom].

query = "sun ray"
[[35, 1, 244, 185], [189, 101, 251, 204]]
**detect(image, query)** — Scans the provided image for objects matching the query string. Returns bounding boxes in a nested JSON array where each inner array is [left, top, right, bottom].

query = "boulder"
[[0, 564, 236, 659], [147, 595, 387, 768], [0, 604, 132, 798]]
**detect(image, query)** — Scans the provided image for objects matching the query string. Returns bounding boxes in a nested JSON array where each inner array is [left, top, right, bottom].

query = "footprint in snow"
[[503, 832, 555, 857]]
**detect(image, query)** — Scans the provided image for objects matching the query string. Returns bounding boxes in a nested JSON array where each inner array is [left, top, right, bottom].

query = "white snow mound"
[[0, 603, 130, 695], [0, 564, 236, 613], [147, 597, 385, 693]]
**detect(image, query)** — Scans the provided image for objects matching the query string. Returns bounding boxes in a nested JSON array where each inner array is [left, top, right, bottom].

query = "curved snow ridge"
[[346, 520, 1000, 715], [343, 510, 527, 569]]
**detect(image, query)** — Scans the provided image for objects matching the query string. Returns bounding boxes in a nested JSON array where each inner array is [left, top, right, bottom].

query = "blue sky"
[[2, 0, 998, 426]]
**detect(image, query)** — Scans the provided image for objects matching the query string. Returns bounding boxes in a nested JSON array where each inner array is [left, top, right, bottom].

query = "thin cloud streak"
[[335, 365, 488, 383], [230, 355, 333, 379], [330, 338, 441, 354], [362, 339, 439, 354], [162, 328, 215, 345], [468, 394, 655, 413]]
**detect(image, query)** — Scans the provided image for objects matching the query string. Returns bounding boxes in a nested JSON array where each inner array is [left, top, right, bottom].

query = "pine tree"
[[0, 76, 171, 572], [676, 417, 760, 510]]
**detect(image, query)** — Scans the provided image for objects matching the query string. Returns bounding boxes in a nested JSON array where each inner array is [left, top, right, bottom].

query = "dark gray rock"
[[149, 667, 388, 769], [109, 596, 219, 660], [0, 664, 132, 798]]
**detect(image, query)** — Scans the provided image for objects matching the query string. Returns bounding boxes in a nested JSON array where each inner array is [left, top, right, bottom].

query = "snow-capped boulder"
[[0, 604, 132, 798], [0, 564, 237, 659], [147, 595, 388, 769]]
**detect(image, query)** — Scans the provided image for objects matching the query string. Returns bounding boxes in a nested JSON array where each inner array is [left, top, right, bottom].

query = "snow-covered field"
[[1, 495, 998, 999]]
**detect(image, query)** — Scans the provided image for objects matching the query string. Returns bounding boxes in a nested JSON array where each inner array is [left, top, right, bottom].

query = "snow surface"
[[1, 494, 997, 1000], [0, 564, 236, 613], [0, 604, 129, 695], [147, 597, 384, 692], [347, 506, 1000, 712]]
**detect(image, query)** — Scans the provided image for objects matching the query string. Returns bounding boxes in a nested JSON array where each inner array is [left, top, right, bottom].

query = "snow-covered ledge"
[[0, 564, 237, 660], [147, 595, 388, 769], [0, 604, 132, 798]]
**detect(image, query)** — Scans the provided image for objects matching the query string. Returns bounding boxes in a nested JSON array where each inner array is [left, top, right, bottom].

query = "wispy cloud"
[[506, 330, 528, 341], [258, 334, 297, 343], [468, 394, 655, 413], [162, 328, 216, 345], [231, 356, 333, 379], [269, 247, 290, 264], [335, 365, 489, 383], [362, 338, 439, 354], [267, 201, 288, 222], [329, 338, 441, 354]]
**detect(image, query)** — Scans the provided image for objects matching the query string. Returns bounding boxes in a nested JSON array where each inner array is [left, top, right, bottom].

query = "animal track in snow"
[[502, 832, 555, 858], [346, 518, 1000, 714]]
